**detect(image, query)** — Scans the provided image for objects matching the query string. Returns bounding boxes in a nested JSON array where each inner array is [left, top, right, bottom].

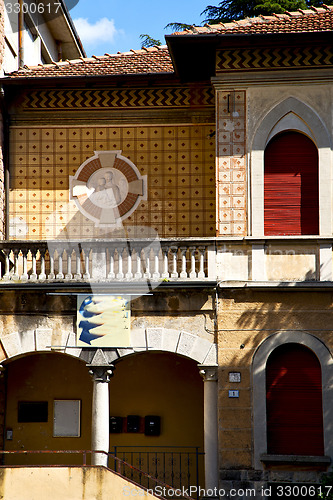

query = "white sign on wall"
[[77, 294, 131, 347], [53, 400, 81, 437]]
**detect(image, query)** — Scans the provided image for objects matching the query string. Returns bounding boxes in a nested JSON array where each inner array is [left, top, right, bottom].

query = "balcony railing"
[[0, 239, 217, 283], [0, 237, 332, 285]]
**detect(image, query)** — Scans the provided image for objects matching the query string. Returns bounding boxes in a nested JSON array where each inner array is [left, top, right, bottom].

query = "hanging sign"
[[77, 295, 130, 347]]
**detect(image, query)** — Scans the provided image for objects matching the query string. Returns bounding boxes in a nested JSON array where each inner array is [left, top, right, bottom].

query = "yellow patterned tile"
[[177, 212, 190, 223]]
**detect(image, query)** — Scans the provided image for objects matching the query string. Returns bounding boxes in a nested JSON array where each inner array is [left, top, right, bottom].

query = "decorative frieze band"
[[216, 46, 333, 71], [22, 87, 215, 110]]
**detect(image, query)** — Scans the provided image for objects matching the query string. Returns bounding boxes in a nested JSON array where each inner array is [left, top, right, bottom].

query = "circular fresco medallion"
[[69, 150, 147, 227]]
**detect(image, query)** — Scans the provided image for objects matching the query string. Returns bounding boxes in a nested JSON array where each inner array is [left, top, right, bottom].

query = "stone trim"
[[260, 454, 331, 465], [250, 97, 332, 236], [0, 328, 217, 366], [252, 331, 333, 470], [130, 328, 217, 365]]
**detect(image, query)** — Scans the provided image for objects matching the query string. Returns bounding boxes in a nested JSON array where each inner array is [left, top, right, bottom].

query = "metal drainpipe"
[[18, 0, 24, 68]]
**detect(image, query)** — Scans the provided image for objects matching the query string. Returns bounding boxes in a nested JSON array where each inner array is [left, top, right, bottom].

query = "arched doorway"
[[109, 351, 204, 490], [266, 343, 324, 455], [264, 131, 319, 235], [3, 352, 92, 465]]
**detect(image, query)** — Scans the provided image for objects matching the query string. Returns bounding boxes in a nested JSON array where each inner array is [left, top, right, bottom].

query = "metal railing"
[[0, 449, 201, 500], [110, 446, 204, 499]]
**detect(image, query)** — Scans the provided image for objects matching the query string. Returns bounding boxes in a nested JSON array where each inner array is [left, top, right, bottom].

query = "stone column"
[[87, 349, 115, 467], [199, 365, 219, 498]]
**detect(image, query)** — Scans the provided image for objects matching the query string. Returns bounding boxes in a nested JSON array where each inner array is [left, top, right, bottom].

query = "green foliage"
[[201, 0, 330, 23], [139, 34, 162, 49], [318, 473, 333, 500], [164, 22, 193, 32], [140, 0, 333, 47]]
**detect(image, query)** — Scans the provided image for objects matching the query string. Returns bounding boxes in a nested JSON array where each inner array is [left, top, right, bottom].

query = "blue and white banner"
[[77, 294, 130, 347]]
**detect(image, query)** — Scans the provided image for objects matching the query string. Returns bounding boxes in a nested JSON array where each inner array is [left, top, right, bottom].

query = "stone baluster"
[[30, 249, 38, 281], [12, 249, 20, 280], [135, 247, 142, 279], [198, 246, 206, 279], [56, 249, 64, 279], [74, 247, 82, 280], [21, 249, 29, 280], [189, 247, 197, 279], [39, 249, 46, 280], [3, 249, 10, 280], [83, 248, 91, 280], [143, 246, 151, 279], [152, 246, 160, 280], [108, 247, 115, 279], [65, 248, 73, 280], [125, 246, 133, 280], [161, 247, 169, 279], [48, 249, 55, 280], [116, 247, 124, 279], [170, 246, 179, 279], [179, 247, 188, 279]]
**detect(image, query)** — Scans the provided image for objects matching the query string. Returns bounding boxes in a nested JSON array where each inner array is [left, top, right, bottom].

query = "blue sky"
[[69, 0, 211, 57]]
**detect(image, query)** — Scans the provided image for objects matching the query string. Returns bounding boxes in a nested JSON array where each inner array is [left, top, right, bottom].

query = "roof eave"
[[166, 30, 333, 80], [0, 71, 177, 86]]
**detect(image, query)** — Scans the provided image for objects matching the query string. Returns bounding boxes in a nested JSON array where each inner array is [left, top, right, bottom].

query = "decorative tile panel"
[[216, 46, 333, 72], [22, 87, 215, 110], [9, 124, 216, 239], [217, 91, 246, 236]]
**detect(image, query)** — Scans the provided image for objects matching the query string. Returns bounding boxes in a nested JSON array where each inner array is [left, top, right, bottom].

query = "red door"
[[264, 132, 319, 235], [266, 343, 324, 455]]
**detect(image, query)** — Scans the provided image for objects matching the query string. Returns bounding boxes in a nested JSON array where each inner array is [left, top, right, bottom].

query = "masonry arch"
[[250, 97, 332, 236], [252, 331, 333, 469], [2, 351, 92, 466], [0, 327, 217, 366]]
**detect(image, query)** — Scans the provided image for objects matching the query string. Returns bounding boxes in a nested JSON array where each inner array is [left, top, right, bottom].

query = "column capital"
[[87, 348, 116, 383], [88, 365, 115, 383], [198, 365, 218, 382]]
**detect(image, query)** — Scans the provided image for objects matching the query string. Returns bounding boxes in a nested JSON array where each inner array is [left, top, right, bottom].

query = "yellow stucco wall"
[[9, 124, 215, 239], [4, 350, 204, 482], [4, 353, 93, 465], [0, 466, 157, 500]]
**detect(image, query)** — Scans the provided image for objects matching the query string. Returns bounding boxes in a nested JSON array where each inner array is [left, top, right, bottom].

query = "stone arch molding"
[[0, 328, 217, 366], [250, 97, 333, 235], [252, 331, 333, 470]]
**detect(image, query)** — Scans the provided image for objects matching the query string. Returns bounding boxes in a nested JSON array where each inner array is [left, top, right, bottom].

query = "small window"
[[53, 400, 81, 437], [18, 401, 48, 423]]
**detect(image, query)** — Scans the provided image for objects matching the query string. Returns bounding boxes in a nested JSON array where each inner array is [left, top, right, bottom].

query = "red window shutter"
[[266, 344, 324, 456], [264, 132, 319, 235]]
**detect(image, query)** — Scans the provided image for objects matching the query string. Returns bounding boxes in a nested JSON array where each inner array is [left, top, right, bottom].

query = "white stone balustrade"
[[1, 237, 331, 284], [0, 239, 216, 283]]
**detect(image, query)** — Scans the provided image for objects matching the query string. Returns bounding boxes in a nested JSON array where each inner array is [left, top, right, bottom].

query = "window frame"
[[252, 331, 333, 469]]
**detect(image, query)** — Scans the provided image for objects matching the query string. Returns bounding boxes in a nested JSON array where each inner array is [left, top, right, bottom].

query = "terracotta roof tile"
[[173, 5, 333, 35], [5, 45, 173, 79], [4, 7, 333, 80]]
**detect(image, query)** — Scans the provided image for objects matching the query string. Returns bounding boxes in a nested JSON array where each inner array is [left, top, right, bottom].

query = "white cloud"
[[73, 17, 119, 47]]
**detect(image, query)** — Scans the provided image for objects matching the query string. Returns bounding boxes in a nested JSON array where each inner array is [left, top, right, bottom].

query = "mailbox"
[[144, 415, 161, 436], [127, 415, 140, 433], [110, 416, 123, 433]]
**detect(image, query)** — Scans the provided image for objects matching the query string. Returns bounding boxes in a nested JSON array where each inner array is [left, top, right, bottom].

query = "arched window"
[[266, 343, 324, 456], [264, 132, 319, 235]]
